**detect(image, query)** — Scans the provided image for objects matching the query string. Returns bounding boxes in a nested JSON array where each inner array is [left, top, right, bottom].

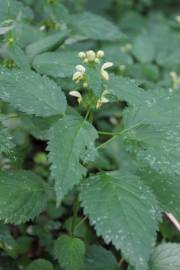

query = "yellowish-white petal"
[[86, 50, 96, 61], [75, 65, 86, 73], [69, 91, 82, 103], [97, 50, 104, 58], [78, 51, 86, 58], [101, 62, 113, 70], [72, 71, 83, 81], [101, 69, 109, 81]]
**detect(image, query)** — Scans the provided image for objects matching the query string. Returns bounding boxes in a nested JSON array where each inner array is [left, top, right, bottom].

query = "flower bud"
[[86, 50, 96, 61], [78, 51, 86, 59], [97, 50, 104, 58]]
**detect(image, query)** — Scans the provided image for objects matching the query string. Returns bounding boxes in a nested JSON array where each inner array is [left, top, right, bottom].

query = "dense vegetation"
[[0, 0, 180, 269]]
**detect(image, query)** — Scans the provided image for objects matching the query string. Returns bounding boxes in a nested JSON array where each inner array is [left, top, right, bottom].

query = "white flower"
[[96, 50, 104, 58], [69, 91, 82, 104], [101, 62, 113, 80], [86, 50, 96, 61], [72, 65, 86, 83], [78, 51, 86, 59], [96, 90, 109, 109]]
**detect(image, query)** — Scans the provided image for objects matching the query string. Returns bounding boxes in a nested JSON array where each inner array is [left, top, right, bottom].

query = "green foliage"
[[33, 51, 79, 78], [48, 115, 98, 203], [83, 245, 119, 270], [0, 0, 179, 269], [0, 69, 67, 116], [0, 171, 49, 224], [149, 243, 180, 270], [26, 30, 69, 59], [80, 172, 161, 270], [70, 12, 124, 41], [54, 235, 85, 270], [0, 128, 14, 154], [27, 259, 53, 270]]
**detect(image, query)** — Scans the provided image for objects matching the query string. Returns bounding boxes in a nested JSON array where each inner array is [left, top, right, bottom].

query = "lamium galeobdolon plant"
[[0, 0, 180, 268]]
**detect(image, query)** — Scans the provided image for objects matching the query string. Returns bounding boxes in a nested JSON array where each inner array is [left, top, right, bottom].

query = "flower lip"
[[75, 65, 86, 73], [69, 91, 82, 103], [101, 62, 114, 70]]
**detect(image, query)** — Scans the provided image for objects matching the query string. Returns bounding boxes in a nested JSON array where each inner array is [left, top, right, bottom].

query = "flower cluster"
[[72, 50, 113, 83], [70, 50, 113, 109]]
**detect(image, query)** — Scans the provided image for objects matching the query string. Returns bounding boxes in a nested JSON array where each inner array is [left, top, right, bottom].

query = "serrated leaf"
[[106, 75, 148, 106], [0, 128, 14, 154], [47, 115, 98, 203], [149, 243, 180, 270], [27, 259, 53, 270], [33, 51, 79, 78], [122, 89, 180, 176], [80, 172, 161, 270], [0, 69, 67, 117], [70, 12, 124, 41], [138, 168, 180, 220], [26, 30, 69, 59], [54, 235, 85, 270], [0, 170, 49, 224], [84, 245, 119, 270]]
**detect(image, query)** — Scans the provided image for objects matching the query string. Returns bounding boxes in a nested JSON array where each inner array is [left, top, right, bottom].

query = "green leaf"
[[0, 0, 26, 22], [70, 12, 124, 41], [33, 51, 79, 78], [122, 89, 180, 176], [106, 75, 148, 106], [103, 45, 133, 66], [7, 45, 30, 71], [26, 30, 69, 59], [0, 69, 67, 117], [27, 259, 53, 270], [0, 170, 49, 224], [20, 115, 59, 140], [138, 168, 180, 220], [127, 64, 160, 82], [14, 22, 46, 47], [132, 33, 155, 63], [0, 128, 14, 154], [84, 245, 119, 270], [47, 115, 98, 203], [44, 2, 69, 22], [54, 235, 85, 270], [80, 172, 161, 270], [149, 243, 180, 270]]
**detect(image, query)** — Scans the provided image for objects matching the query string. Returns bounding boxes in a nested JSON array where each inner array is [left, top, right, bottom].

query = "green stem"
[[98, 131, 118, 136], [88, 110, 94, 124], [97, 122, 142, 150], [71, 195, 80, 236], [74, 216, 88, 231]]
